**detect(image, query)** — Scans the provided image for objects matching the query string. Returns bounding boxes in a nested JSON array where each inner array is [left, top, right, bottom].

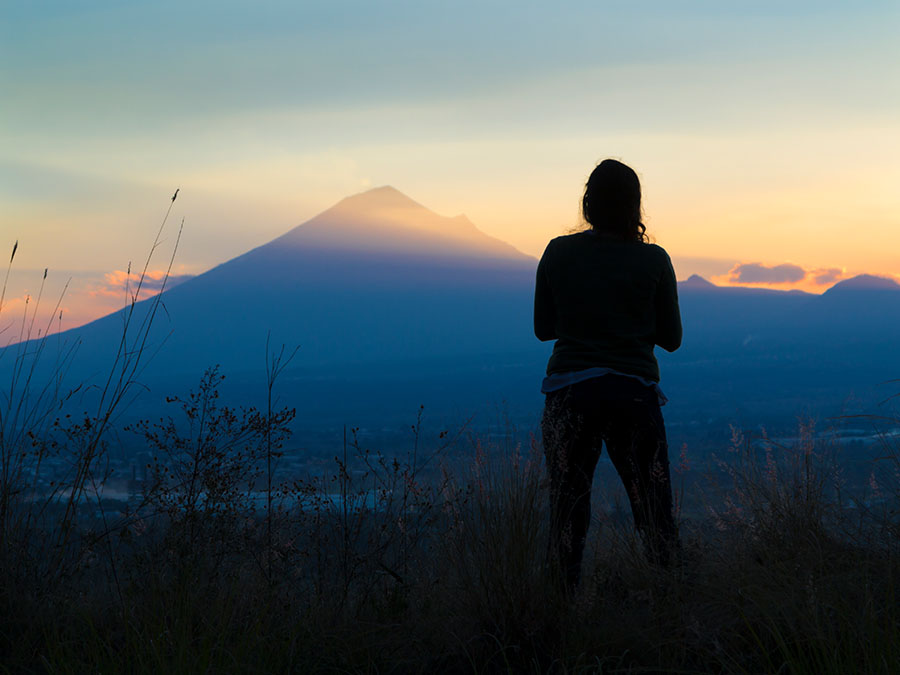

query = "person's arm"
[[655, 252, 682, 352], [534, 242, 557, 341]]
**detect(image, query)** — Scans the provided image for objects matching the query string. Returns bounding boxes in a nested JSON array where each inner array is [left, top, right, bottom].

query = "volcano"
[[44, 186, 543, 385]]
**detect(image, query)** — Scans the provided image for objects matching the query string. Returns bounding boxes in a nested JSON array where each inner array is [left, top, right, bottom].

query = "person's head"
[[582, 159, 647, 243]]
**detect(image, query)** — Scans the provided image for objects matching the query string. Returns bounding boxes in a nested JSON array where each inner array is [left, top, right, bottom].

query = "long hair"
[[582, 159, 648, 243]]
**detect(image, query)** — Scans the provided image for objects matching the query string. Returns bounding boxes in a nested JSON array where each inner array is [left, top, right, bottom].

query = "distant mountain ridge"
[[824, 274, 900, 294], [678, 273, 900, 295]]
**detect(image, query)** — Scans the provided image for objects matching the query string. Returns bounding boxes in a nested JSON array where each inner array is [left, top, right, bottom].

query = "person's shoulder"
[[641, 243, 677, 281], [553, 230, 592, 244], [541, 231, 589, 256], [643, 242, 673, 263], [549, 230, 593, 249]]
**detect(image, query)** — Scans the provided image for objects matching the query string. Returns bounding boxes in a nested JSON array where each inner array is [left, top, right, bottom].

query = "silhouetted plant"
[[706, 420, 842, 552], [281, 412, 465, 614], [129, 366, 294, 572]]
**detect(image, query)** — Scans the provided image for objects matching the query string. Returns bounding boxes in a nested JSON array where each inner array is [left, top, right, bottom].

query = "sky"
[[2, 1, 899, 331]]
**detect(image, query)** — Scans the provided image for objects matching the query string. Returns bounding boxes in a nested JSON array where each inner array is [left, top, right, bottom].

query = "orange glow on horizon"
[[0, 268, 195, 341]]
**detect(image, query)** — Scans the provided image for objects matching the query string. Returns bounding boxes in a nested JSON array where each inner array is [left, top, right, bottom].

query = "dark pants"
[[541, 375, 678, 589]]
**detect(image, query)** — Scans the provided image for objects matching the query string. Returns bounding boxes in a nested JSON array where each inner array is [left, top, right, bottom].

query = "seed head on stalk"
[[1, 240, 20, 321]]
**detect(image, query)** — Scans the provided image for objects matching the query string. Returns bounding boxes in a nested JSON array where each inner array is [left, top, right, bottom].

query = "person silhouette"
[[534, 159, 683, 589]]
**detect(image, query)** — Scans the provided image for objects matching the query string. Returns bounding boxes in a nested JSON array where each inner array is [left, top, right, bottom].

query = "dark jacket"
[[534, 230, 682, 382]]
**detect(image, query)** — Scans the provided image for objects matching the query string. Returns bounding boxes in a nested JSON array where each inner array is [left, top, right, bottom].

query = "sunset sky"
[[2, 1, 899, 331]]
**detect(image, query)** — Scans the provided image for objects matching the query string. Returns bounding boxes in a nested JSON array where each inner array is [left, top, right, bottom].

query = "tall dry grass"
[[0, 192, 186, 662], [3, 397, 898, 673]]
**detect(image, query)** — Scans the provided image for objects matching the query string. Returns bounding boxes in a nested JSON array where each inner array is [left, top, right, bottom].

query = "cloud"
[[727, 262, 806, 284], [90, 269, 194, 299], [0, 294, 27, 310], [721, 262, 848, 289], [810, 268, 844, 286]]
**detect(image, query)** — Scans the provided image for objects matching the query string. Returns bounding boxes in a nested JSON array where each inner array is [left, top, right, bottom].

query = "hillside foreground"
[[2, 368, 899, 673]]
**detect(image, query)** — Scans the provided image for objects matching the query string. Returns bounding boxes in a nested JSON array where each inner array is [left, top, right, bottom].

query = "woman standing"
[[535, 159, 682, 589]]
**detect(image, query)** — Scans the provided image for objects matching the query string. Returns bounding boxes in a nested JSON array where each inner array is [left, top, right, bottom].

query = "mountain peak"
[[265, 187, 532, 263], [334, 185, 426, 213], [680, 274, 717, 290], [825, 274, 900, 294]]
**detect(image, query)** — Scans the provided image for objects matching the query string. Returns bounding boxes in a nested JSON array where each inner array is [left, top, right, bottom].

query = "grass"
[[1, 401, 898, 674]]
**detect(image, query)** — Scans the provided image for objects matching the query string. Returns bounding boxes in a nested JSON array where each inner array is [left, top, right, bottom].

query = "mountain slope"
[[33, 187, 542, 383]]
